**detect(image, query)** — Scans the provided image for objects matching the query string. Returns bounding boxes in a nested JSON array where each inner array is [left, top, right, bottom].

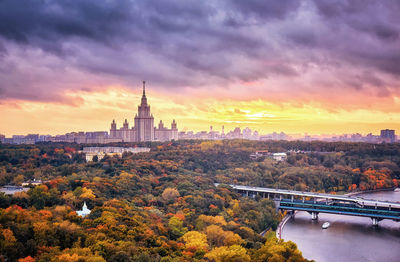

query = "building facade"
[[380, 129, 396, 143], [110, 82, 178, 142]]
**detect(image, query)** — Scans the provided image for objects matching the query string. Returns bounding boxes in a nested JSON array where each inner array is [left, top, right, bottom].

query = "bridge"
[[217, 184, 400, 225]]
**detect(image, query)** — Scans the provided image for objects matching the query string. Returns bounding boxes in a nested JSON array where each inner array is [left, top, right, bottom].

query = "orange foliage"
[[360, 169, 393, 190], [39, 210, 53, 220], [64, 146, 76, 153], [174, 213, 185, 221], [18, 256, 35, 262], [182, 251, 194, 257], [5, 205, 24, 213]]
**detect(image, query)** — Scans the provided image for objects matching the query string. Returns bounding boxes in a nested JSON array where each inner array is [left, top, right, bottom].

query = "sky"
[[1, 0, 400, 136]]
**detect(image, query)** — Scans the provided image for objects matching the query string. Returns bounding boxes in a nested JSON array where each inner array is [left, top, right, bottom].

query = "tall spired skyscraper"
[[134, 81, 154, 141], [109, 81, 178, 142]]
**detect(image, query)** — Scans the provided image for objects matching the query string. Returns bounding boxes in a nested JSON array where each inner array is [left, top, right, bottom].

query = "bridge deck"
[[217, 183, 400, 209], [279, 199, 400, 220]]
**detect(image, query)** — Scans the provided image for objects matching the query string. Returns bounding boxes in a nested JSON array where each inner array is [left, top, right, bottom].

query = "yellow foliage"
[[230, 200, 240, 215], [198, 215, 227, 226], [205, 225, 242, 247], [33, 222, 51, 245], [14, 191, 29, 199], [80, 187, 96, 199], [58, 220, 80, 232], [200, 141, 222, 150], [205, 245, 250, 262], [54, 205, 69, 214], [62, 192, 77, 202], [223, 231, 242, 246], [181, 231, 209, 252], [253, 237, 309, 262], [54, 248, 106, 262], [162, 187, 180, 202], [56, 253, 80, 262]]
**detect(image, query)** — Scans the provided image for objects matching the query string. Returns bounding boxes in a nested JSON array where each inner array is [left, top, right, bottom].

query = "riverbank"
[[345, 187, 396, 197], [276, 211, 295, 239]]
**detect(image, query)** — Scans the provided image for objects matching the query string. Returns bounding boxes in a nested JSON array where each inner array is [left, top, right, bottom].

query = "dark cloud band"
[[0, 0, 399, 103]]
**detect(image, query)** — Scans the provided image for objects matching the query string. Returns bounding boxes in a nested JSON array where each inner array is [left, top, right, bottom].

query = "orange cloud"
[[1, 85, 399, 137]]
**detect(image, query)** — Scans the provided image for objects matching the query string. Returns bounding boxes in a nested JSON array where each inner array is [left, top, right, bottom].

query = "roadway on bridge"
[[219, 183, 400, 209]]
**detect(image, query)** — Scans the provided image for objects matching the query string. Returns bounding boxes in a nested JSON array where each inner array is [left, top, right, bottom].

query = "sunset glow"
[[1, 85, 400, 136], [0, 0, 399, 136]]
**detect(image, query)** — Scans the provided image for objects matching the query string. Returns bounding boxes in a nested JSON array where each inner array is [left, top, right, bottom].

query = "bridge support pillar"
[[311, 212, 318, 220], [371, 218, 379, 226]]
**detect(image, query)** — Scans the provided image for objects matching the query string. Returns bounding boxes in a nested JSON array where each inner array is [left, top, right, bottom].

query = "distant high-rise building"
[[110, 81, 178, 142], [134, 81, 154, 141], [380, 129, 396, 143], [232, 127, 241, 139], [242, 127, 252, 139]]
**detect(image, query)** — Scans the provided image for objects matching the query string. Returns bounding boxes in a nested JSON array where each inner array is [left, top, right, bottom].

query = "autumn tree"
[[162, 188, 180, 202], [205, 245, 250, 262]]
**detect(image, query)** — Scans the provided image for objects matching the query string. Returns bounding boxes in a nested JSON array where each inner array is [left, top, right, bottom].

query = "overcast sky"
[[1, 0, 400, 136]]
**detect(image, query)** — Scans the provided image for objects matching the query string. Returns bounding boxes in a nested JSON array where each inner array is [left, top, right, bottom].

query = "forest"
[[1, 139, 400, 261]]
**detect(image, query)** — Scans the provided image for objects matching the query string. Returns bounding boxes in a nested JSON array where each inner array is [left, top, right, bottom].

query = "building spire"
[[140, 80, 148, 106]]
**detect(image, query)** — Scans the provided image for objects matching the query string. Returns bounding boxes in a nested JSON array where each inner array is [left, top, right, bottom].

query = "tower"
[[171, 119, 178, 140], [134, 81, 154, 141], [110, 120, 117, 137], [123, 119, 129, 129], [171, 119, 177, 130]]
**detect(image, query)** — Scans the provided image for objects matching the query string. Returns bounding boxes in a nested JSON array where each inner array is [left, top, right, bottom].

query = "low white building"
[[0, 185, 29, 195], [272, 152, 287, 161], [81, 147, 151, 162], [21, 179, 43, 187]]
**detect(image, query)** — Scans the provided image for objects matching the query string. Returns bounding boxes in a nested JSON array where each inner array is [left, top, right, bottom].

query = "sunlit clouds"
[[1, 85, 400, 136], [0, 0, 400, 136]]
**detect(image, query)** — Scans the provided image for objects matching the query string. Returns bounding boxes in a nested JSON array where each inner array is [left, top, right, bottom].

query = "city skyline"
[[1, 1, 400, 136], [1, 81, 400, 136], [1, 80, 399, 137]]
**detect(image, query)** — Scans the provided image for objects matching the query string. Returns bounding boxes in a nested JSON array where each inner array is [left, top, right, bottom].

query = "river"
[[281, 190, 400, 262]]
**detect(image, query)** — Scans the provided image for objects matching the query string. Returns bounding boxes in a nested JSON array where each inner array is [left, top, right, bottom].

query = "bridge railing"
[[279, 199, 400, 220]]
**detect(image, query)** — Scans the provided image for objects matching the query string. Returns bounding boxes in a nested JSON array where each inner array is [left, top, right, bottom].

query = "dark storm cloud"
[[228, 0, 301, 20], [0, 0, 399, 103], [0, 0, 131, 43], [309, 0, 400, 74]]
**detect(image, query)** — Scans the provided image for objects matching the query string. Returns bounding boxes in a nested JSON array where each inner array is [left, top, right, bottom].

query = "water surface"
[[282, 191, 400, 262]]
